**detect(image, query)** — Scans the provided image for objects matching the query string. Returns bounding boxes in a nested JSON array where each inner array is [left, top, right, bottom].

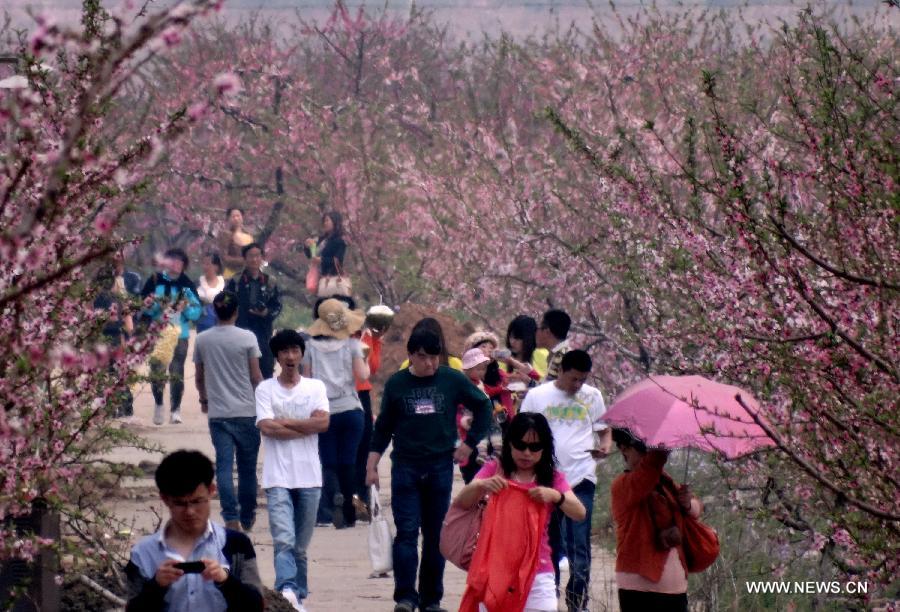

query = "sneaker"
[[559, 556, 570, 572], [170, 410, 183, 424], [240, 519, 255, 532], [422, 605, 447, 612], [225, 520, 241, 531], [281, 589, 303, 612], [394, 602, 415, 612], [153, 404, 165, 426]]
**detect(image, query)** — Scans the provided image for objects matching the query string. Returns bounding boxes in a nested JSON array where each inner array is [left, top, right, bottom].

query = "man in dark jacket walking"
[[225, 243, 282, 378], [367, 327, 492, 612]]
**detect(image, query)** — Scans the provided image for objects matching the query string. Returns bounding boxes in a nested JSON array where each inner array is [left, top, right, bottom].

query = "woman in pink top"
[[453, 412, 587, 611]]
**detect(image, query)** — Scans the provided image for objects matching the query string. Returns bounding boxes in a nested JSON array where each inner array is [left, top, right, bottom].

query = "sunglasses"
[[510, 439, 544, 453]]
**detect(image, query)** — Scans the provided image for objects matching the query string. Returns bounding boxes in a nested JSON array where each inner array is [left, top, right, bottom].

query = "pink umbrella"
[[602, 375, 775, 460]]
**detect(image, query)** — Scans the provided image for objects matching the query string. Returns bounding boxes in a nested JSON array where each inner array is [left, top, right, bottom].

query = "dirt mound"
[[373, 302, 476, 389]]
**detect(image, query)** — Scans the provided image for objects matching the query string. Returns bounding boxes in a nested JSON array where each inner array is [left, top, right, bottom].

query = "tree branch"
[[738, 396, 900, 521], [770, 216, 899, 290]]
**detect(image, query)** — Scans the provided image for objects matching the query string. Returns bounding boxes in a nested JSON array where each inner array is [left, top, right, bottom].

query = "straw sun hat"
[[307, 298, 366, 340], [464, 330, 500, 353]]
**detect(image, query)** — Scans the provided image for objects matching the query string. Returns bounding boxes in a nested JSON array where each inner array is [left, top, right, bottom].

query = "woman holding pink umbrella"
[[605, 375, 770, 611], [611, 428, 703, 612]]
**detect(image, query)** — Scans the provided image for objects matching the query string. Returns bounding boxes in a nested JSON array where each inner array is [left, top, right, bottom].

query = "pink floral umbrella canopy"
[[602, 375, 775, 459]]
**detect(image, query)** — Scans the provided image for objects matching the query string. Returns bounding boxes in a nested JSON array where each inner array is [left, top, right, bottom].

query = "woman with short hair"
[[611, 428, 702, 612]]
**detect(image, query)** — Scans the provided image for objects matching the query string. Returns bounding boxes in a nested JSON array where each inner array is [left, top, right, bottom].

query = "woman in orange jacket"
[[453, 413, 586, 612], [611, 428, 703, 612]]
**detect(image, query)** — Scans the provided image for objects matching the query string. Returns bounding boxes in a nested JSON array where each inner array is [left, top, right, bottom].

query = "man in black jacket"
[[367, 328, 492, 612], [225, 242, 282, 378], [124, 450, 263, 611]]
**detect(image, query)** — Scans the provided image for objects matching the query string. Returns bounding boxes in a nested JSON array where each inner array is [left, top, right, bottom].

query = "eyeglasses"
[[510, 440, 544, 453], [169, 497, 210, 509]]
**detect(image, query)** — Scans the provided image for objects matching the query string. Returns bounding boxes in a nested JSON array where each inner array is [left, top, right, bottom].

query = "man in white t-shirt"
[[520, 349, 612, 612], [255, 330, 329, 612]]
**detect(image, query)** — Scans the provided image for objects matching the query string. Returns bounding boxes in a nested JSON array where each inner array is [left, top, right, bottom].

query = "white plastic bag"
[[367, 485, 393, 574]]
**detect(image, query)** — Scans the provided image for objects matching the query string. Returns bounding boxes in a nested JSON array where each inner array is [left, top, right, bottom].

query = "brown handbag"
[[317, 258, 352, 297], [648, 487, 682, 551]]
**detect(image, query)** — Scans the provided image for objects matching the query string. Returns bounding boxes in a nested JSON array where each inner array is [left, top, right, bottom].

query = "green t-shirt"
[[371, 366, 492, 463]]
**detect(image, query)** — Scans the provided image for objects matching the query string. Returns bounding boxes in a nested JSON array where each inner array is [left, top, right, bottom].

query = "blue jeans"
[[550, 479, 595, 611], [266, 487, 321, 599], [317, 409, 364, 526], [209, 418, 260, 527], [391, 457, 453, 608]]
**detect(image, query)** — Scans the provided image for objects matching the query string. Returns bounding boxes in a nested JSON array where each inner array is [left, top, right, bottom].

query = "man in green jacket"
[[367, 327, 491, 612]]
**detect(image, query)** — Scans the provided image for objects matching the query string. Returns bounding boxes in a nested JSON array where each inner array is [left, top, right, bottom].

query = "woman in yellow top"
[[219, 207, 254, 279], [504, 315, 549, 381], [399, 317, 463, 371]]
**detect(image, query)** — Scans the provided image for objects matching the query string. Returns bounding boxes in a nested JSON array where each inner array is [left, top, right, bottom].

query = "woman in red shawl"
[[453, 413, 586, 612]]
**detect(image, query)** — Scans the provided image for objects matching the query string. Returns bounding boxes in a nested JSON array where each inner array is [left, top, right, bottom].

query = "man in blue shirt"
[[125, 450, 263, 612]]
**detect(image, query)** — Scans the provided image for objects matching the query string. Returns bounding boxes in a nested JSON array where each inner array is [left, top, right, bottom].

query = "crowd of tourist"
[[101, 208, 705, 612]]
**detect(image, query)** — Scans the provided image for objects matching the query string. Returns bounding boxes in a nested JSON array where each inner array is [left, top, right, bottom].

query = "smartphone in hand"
[[174, 561, 206, 574]]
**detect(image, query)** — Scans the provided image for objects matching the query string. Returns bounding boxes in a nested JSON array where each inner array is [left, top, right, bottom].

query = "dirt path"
[[107, 334, 618, 611]]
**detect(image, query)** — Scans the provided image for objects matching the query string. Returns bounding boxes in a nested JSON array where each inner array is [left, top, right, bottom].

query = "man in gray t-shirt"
[[195, 291, 264, 532]]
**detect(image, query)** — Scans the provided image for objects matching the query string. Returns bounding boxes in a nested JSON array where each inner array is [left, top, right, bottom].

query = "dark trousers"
[[253, 328, 274, 378], [108, 364, 133, 417], [459, 434, 499, 484], [619, 589, 688, 612], [550, 479, 596, 611], [459, 447, 480, 484], [391, 457, 453, 608], [150, 337, 188, 411], [317, 409, 364, 526], [354, 390, 374, 504]]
